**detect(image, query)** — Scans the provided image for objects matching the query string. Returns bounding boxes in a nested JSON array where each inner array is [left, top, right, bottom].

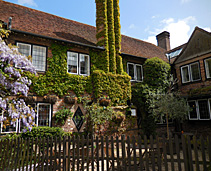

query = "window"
[[127, 63, 143, 82], [181, 62, 201, 83], [0, 110, 18, 133], [72, 107, 84, 131], [205, 58, 211, 79], [36, 103, 51, 126], [188, 101, 198, 120], [27, 103, 51, 127], [188, 99, 211, 120], [17, 42, 47, 72], [67, 51, 90, 76]]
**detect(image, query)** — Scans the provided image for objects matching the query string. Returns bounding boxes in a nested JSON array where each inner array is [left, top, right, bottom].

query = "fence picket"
[[162, 135, 168, 171], [63, 136, 66, 171], [121, 135, 126, 171], [200, 136, 207, 171], [81, 135, 85, 171], [150, 135, 156, 170], [156, 136, 162, 171], [169, 136, 175, 171], [187, 135, 193, 171], [175, 135, 182, 171], [193, 136, 200, 171], [182, 135, 188, 171], [138, 136, 144, 171], [132, 136, 138, 170], [116, 136, 120, 171], [208, 136, 211, 165], [101, 136, 104, 171], [29, 138, 34, 171]]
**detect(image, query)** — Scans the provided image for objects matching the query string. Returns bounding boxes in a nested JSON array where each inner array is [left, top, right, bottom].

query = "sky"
[[3, 0, 211, 49]]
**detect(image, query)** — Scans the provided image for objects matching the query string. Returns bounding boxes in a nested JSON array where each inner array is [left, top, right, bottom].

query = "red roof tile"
[[0, 1, 167, 61]]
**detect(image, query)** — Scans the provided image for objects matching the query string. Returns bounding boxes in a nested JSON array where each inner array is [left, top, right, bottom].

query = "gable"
[[175, 28, 211, 64]]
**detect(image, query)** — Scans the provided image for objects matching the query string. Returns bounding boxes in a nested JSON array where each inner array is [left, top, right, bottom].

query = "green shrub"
[[20, 126, 65, 139], [54, 108, 73, 125]]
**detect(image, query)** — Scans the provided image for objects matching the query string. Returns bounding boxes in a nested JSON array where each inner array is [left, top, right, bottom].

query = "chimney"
[[156, 31, 170, 51]]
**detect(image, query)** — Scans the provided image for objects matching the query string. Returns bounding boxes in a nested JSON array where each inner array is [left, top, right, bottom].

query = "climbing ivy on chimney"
[[95, 0, 109, 72], [107, 0, 116, 74], [95, 0, 123, 75], [113, 0, 123, 74]]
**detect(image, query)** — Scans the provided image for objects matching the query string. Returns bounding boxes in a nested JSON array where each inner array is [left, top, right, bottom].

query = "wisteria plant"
[[0, 24, 36, 132]]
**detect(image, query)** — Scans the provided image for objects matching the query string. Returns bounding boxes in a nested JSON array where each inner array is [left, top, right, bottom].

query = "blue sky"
[[3, 0, 211, 49]]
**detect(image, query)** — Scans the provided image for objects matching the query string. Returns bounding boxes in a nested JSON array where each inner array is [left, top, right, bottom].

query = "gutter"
[[121, 52, 147, 60], [11, 29, 105, 50]]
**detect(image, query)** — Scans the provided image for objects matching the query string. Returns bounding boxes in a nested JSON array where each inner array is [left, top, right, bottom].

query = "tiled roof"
[[0, 1, 167, 61]]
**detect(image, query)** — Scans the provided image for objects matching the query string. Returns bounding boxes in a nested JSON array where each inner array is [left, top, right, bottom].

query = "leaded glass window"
[[17, 42, 46, 71], [72, 107, 84, 131]]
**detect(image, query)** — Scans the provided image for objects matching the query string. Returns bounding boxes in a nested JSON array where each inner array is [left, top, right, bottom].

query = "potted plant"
[[64, 95, 77, 104], [43, 95, 58, 104], [99, 95, 111, 106], [54, 108, 73, 125]]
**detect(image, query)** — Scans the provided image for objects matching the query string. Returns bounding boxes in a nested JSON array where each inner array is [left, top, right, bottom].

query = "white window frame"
[[181, 62, 201, 83], [17, 42, 46, 72], [205, 58, 211, 79], [79, 54, 90, 76], [16, 42, 31, 57], [135, 64, 143, 82], [67, 51, 90, 76], [198, 99, 211, 120], [188, 100, 198, 120], [190, 62, 201, 82], [188, 99, 211, 120], [127, 62, 143, 82], [67, 51, 79, 75], [0, 110, 18, 134], [37, 103, 51, 127]]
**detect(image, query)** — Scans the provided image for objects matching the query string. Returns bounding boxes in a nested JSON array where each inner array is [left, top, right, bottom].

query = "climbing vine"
[[26, 44, 92, 97], [107, 0, 116, 74], [92, 70, 131, 105]]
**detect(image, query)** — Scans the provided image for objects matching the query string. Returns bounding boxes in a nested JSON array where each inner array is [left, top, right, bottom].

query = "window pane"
[[128, 64, 135, 80], [188, 101, 198, 119], [198, 100, 210, 119], [190, 63, 200, 81], [67, 52, 78, 74], [17, 43, 31, 57], [181, 66, 190, 83], [1, 111, 17, 133], [38, 104, 51, 126], [80, 54, 89, 75], [32, 45, 46, 71], [136, 65, 143, 81], [205, 58, 211, 78]]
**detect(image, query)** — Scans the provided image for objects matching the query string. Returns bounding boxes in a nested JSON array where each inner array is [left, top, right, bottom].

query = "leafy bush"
[[144, 57, 170, 89], [54, 108, 73, 125], [20, 126, 65, 139]]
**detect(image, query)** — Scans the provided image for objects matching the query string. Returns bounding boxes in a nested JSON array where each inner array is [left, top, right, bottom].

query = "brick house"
[[167, 27, 211, 136], [0, 1, 167, 134]]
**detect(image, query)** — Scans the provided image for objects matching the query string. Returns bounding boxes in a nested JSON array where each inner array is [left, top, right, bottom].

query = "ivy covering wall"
[[26, 44, 92, 97], [25, 44, 131, 105], [92, 70, 131, 105]]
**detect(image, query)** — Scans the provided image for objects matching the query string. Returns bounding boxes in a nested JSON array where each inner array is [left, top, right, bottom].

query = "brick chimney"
[[156, 31, 170, 51]]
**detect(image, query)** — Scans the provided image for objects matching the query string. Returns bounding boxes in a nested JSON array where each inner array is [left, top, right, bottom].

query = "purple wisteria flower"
[[0, 36, 36, 132]]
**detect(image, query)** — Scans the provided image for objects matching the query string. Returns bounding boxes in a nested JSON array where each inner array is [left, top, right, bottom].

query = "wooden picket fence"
[[0, 134, 211, 171]]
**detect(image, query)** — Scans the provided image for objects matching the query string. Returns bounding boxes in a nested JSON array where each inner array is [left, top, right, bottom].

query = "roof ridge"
[[1, 0, 96, 29]]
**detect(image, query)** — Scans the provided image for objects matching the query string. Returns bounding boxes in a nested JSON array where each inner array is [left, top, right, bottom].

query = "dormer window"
[[67, 51, 90, 76], [17, 42, 47, 72], [181, 62, 201, 83], [127, 62, 143, 82]]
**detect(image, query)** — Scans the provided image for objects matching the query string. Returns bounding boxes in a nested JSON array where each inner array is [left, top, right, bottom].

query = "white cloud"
[[18, 0, 37, 7], [144, 16, 196, 49], [129, 24, 136, 29], [203, 27, 211, 32]]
